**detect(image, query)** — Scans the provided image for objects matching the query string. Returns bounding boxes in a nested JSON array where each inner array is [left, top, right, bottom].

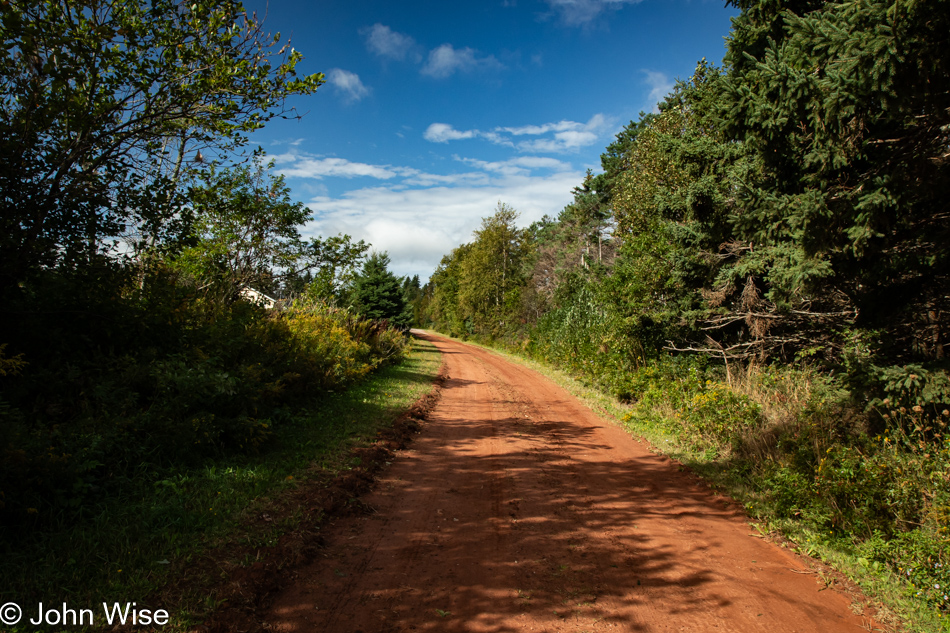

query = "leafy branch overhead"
[[0, 0, 324, 289]]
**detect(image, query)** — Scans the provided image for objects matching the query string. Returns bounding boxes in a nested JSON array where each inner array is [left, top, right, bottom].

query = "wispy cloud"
[[326, 69, 370, 103], [542, 0, 644, 26], [643, 70, 675, 112], [362, 24, 420, 62], [518, 129, 600, 153], [269, 138, 307, 147], [271, 154, 398, 180], [456, 155, 573, 177], [271, 153, 487, 187], [362, 25, 505, 81], [420, 44, 504, 79], [423, 114, 609, 153], [423, 123, 479, 143]]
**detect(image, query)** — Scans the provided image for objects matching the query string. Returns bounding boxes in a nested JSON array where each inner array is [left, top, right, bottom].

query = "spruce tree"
[[350, 252, 412, 328], [722, 0, 950, 361]]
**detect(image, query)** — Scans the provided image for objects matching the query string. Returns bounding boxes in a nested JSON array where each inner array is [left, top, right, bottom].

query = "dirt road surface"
[[265, 331, 876, 632]]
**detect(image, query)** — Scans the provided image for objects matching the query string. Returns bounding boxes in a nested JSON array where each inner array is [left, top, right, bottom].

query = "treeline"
[[0, 0, 414, 527], [425, 0, 950, 623]]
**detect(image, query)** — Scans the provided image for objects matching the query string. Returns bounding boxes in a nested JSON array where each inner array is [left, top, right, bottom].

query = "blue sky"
[[243, 0, 738, 280]]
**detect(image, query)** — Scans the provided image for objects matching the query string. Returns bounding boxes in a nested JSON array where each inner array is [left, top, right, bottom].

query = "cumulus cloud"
[[421, 44, 504, 79], [362, 24, 420, 62], [543, 0, 644, 26], [326, 68, 370, 103], [423, 114, 609, 154], [643, 70, 675, 112]]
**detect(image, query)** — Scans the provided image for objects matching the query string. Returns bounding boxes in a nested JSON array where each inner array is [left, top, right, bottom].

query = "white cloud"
[[423, 123, 478, 143], [543, 0, 644, 26], [421, 44, 503, 79], [276, 153, 583, 279], [362, 26, 505, 81], [326, 68, 370, 103], [273, 155, 398, 180], [274, 152, 500, 189], [269, 137, 307, 147], [518, 129, 600, 153], [643, 70, 675, 112], [302, 170, 582, 279], [500, 120, 580, 136], [423, 114, 609, 154], [456, 155, 573, 177], [362, 24, 419, 62]]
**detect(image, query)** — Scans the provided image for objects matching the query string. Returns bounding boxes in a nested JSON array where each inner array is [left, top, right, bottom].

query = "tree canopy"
[[0, 0, 323, 293], [425, 0, 950, 368]]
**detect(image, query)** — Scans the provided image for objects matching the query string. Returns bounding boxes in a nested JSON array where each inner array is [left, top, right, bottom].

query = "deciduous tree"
[[0, 0, 323, 293]]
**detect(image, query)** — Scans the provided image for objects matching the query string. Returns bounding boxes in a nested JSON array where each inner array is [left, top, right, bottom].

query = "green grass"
[[424, 331, 947, 633], [0, 337, 441, 631]]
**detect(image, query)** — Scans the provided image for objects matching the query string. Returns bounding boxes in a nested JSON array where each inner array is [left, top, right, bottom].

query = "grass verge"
[[0, 336, 442, 632], [423, 331, 945, 633]]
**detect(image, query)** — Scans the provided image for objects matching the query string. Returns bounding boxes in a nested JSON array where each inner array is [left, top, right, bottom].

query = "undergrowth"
[[632, 364, 950, 632], [0, 265, 439, 630], [0, 266, 409, 525], [0, 335, 441, 632]]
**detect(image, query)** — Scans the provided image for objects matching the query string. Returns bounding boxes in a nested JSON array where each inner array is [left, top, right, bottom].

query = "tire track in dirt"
[[265, 331, 878, 632]]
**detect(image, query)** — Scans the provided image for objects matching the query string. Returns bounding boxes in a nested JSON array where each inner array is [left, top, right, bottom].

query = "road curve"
[[266, 331, 875, 632]]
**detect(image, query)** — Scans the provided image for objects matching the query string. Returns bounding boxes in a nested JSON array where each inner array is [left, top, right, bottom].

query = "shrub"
[[0, 274, 409, 527]]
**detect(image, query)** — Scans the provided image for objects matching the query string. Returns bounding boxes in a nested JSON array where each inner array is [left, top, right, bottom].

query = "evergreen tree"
[[723, 0, 950, 361], [350, 252, 412, 327]]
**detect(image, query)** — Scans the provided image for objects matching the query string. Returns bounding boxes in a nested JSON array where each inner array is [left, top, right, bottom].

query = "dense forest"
[[423, 0, 950, 623]]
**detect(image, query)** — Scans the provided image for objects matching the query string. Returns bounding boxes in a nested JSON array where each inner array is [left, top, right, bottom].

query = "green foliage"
[[679, 381, 763, 453], [300, 235, 370, 304], [0, 270, 409, 526], [349, 252, 413, 328], [0, 0, 323, 293], [427, 203, 530, 339], [722, 0, 950, 360], [458, 203, 529, 337], [427, 243, 473, 337], [175, 161, 312, 301]]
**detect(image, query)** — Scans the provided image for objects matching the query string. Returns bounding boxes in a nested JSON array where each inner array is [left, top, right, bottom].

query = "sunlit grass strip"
[[0, 338, 442, 632], [424, 331, 947, 633]]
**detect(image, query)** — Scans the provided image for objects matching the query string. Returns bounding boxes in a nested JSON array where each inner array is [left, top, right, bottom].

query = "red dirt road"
[[265, 332, 875, 632]]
